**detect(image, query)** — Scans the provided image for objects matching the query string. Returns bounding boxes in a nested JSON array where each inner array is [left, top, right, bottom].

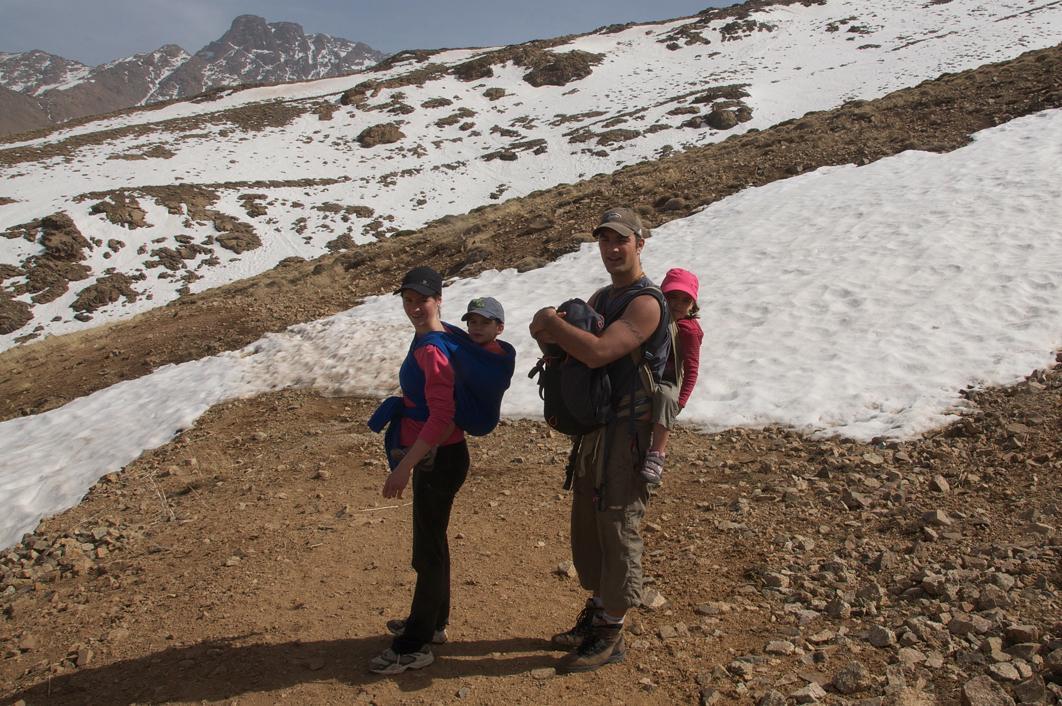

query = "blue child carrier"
[[367, 323, 516, 468]]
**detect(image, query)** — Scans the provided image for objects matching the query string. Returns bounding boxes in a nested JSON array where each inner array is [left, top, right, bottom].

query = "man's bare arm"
[[529, 295, 660, 369]]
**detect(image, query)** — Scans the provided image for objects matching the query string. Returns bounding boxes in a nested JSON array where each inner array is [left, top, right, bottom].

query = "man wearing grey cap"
[[529, 206, 671, 672]]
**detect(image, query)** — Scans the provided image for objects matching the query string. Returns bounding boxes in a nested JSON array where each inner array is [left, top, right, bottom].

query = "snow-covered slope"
[[2, 107, 1060, 548], [2, 0, 1061, 351]]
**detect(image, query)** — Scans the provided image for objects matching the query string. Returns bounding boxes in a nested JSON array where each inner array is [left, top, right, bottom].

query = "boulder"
[[523, 51, 603, 87], [961, 676, 1016, 706], [706, 109, 740, 130], [357, 123, 405, 148]]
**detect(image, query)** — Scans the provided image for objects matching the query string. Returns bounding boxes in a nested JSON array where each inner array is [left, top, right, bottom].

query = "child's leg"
[[642, 383, 679, 484], [650, 423, 670, 454]]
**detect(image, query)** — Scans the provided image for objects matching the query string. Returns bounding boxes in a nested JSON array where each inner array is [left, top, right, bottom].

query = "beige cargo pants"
[[569, 419, 651, 613]]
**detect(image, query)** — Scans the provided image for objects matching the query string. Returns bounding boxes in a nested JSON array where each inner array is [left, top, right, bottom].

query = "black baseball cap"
[[395, 266, 442, 296]]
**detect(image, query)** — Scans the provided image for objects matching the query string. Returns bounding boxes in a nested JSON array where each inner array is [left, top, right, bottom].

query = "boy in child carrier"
[[641, 268, 704, 485], [461, 296, 505, 354]]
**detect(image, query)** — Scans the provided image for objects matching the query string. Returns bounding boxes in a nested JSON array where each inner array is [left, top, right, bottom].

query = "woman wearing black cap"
[[368, 266, 470, 675]]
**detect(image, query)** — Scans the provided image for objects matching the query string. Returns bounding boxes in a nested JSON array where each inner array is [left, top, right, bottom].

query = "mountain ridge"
[[0, 15, 384, 136]]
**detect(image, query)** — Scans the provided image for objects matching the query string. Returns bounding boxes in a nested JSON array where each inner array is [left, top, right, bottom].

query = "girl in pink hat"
[[642, 268, 704, 484]]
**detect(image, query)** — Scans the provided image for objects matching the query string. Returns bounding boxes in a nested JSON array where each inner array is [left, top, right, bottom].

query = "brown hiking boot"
[[551, 598, 599, 648], [558, 623, 625, 673]]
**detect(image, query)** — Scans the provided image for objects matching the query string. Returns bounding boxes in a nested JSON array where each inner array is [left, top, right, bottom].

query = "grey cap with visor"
[[461, 296, 505, 323]]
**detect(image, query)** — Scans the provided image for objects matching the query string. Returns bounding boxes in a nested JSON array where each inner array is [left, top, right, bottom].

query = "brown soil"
[[1, 362, 1058, 705], [0, 45, 1059, 422]]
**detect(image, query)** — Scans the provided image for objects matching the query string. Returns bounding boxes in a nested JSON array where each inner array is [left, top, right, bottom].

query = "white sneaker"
[[368, 646, 434, 674], [641, 450, 665, 485]]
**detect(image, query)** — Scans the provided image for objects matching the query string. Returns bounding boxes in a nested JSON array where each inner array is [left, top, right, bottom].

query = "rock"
[[949, 613, 993, 635], [700, 687, 723, 705], [961, 675, 1016, 706], [695, 602, 733, 616], [658, 197, 687, 212], [763, 572, 790, 589], [857, 582, 885, 603], [553, 560, 578, 578], [897, 648, 926, 666], [978, 585, 1012, 610], [871, 550, 900, 572], [842, 490, 872, 510], [833, 661, 871, 695], [705, 108, 739, 130], [868, 625, 897, 648], [826, 598, 852, 619], [215, 229, 261, 254], [1005, 643, 1040, 661], [659, 625, 679, 640], [357, 123, 405, 148], [930, 475, 951, 492], [981, 637, 1010, 662], [1012, 676, 1046, 704], [758, 690, 787, 706], [641, 588, 668, 610], [1004, 625, 1039, 645], [791, 682, 827, 703], [921, 510, 953, 527], [765, 640, 796, 655], [530, 667, 556, 679], [523, 50, 603, 87], [988, 662, 1021, 682], [339, 80, 376, 106], [18, 634, 40, 652], [1041, 647, 1061, 674], [456, 686, 471, 699], [807, 630, 836, 645], [921, 574, 947, 597], [71, 274, 139, 313]]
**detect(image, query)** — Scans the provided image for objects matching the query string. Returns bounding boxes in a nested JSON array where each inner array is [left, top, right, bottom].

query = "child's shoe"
[[641, 451, 665, 485]]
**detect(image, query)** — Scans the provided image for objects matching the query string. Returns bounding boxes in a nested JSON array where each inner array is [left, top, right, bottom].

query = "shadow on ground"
[[6, 634, 560, 703]]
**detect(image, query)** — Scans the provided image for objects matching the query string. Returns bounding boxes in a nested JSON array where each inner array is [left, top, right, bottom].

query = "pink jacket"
[[676, 318, 703, 408]]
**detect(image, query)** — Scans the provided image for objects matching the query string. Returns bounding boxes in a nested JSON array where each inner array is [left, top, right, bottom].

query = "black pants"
[[392, 440, 469, 653]]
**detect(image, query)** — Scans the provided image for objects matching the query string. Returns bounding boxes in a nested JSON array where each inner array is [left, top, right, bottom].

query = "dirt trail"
[[1, 359, 1058, 704], [1, 45, 1060, 422]]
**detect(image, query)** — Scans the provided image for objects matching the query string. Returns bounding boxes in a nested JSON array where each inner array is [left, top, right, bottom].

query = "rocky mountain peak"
[[0, 16, 384, 136]]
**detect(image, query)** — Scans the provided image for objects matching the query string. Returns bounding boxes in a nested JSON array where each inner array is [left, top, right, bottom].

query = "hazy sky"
[[0, 0, 737, 65]]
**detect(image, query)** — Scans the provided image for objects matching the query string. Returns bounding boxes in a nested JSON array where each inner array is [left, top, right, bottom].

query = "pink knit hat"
[[661, 268, 699, 301]]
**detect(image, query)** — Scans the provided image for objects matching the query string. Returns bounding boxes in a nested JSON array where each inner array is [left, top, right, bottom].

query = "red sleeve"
[[676, 319, 703, 408], [413, 344, 462, 445]]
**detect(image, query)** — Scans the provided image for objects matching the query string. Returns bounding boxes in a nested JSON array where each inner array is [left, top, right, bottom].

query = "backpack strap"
[[606, 284, 671, 384], [589, 282, 671, 510]]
